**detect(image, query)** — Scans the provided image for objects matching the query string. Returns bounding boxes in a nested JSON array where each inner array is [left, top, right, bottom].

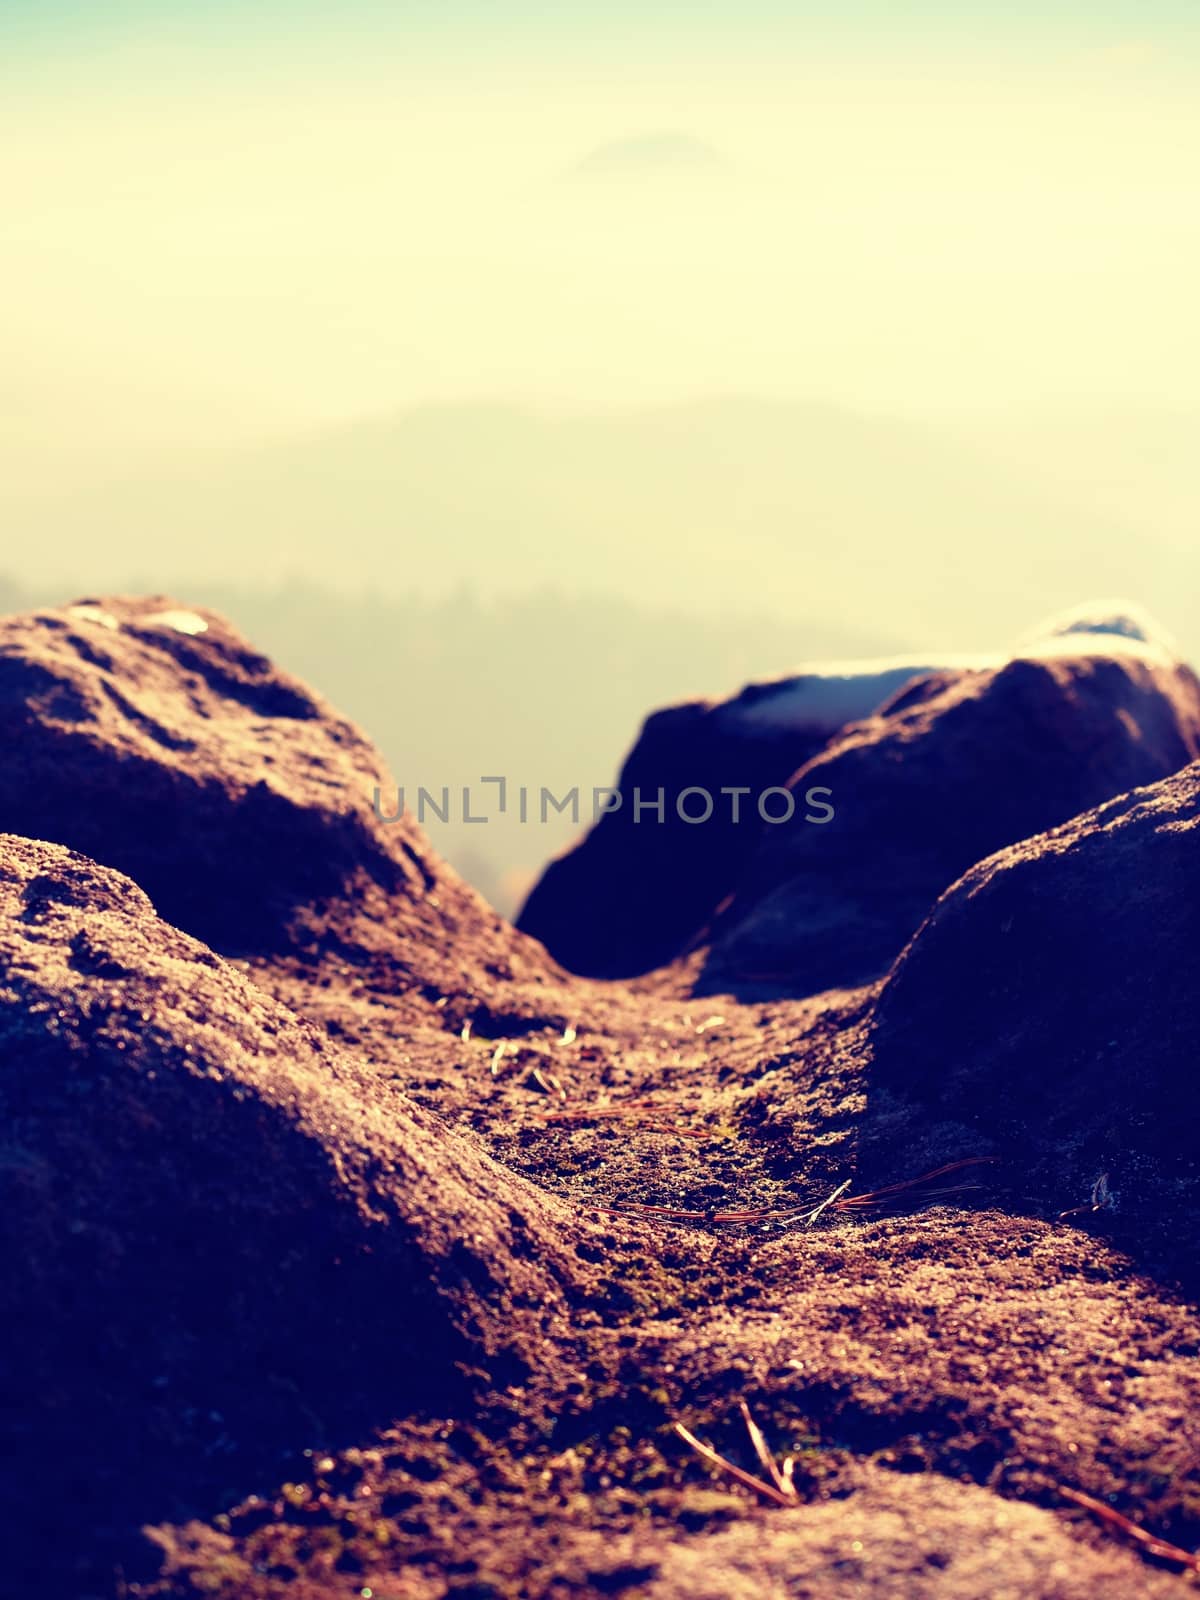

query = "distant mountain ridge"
[[2, 397, 1192, 655]]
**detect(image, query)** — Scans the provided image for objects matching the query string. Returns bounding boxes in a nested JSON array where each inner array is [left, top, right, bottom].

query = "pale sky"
[[2, 2, 1198, 471]]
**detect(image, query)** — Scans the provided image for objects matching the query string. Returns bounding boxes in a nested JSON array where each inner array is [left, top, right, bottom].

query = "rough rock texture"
[[869, 760, 1200, 1196], [519, 607, 1196, 988], [516, 699, 825, 977], [701, 639, 1200, 996], [0, 596, 553, 1011], [147, 1446, 1192, 1600], [3, 595, 1200, 1600], [0, 834, 587, 1596], [517, 659, 959, 978]]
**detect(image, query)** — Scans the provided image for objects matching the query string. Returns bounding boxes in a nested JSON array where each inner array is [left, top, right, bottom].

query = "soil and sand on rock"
[[1, 595, 1199, 1600]]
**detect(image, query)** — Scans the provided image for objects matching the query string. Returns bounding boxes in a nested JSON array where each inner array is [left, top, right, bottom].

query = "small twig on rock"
[[604, 1157, 996, 1229], [539, 1099, 706, 1139], [802, 1179, 852, 1228], [529, 1066, 567, 1101], [1059, 1485, 1200, 1574], [832, 1157, 997, 1212], [674, 1401, 799, 1509]]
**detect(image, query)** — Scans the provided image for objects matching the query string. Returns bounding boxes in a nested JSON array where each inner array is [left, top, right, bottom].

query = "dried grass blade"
[[803, 1179, 852, 1227], [1060, 1486, 1200, 1572], [738, 1400, 796, 1499], [673, 1422, 796, 1510], [834, 1157, 997, 1209]]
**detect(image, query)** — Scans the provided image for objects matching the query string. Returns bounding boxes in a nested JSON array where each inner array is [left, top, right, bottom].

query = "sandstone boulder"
[[868, 760, 1200, 1198], [701, 633, 1200, 995], [520, 606, 1196, 988], [0, 594, 554, 1033], [0, 833, 579, 1586], [518, 656, 964, 977]]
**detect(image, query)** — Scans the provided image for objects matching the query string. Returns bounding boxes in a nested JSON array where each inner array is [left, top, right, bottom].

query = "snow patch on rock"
[[1018, 599, 1180, 659], [717, 602, 1184, 735]]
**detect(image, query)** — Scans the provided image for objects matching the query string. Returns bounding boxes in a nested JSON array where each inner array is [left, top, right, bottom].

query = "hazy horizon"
[[5, 5, 1199, 441], [3, 0, 1196, 905]]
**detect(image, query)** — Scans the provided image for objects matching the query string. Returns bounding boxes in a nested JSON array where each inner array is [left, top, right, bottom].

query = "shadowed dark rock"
[[0, 834, 581, 1593], [0, 594, 557, 1034], [868, 761, 1200, 1196], [516, 700, 827, 976], [2, 601, 1200, 1600], [0, 596, 505, 955], [517, 660, 946, 977], [700, 639, 1200, 996]]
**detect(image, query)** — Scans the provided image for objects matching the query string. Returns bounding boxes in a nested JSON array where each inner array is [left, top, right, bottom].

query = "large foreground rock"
[[6, 596, 1200, 1600], [0, 596, 549, 1010], [701, 628, 1200, 995], [0, 834, 582, 1592], [868, 761, 1200, 1197]]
